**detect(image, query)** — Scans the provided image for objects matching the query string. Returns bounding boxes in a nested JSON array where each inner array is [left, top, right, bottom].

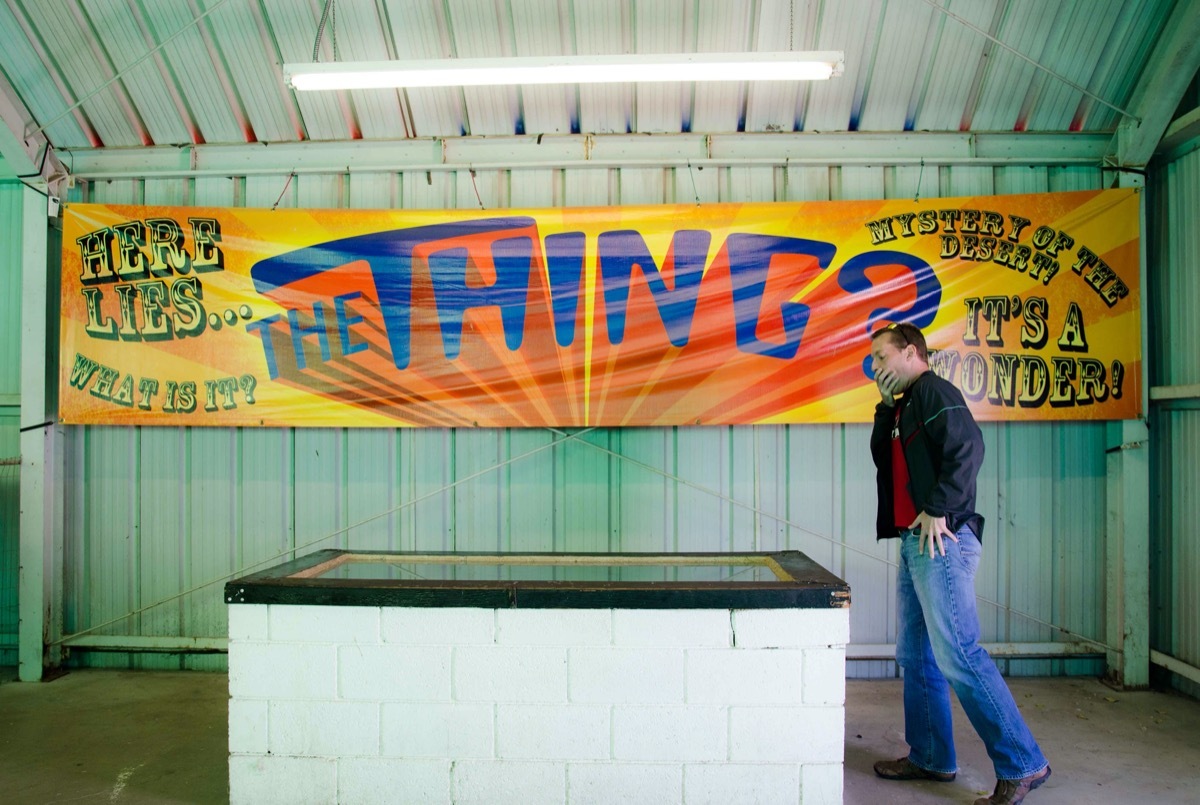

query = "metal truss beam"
[[1157, 105, 1200, 160], [57, 131, 1112, 180], [1110, 0, 1200, 167]]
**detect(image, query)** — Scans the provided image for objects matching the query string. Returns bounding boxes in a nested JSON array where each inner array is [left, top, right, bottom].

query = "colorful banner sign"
[[60, 190, 1141, 427]]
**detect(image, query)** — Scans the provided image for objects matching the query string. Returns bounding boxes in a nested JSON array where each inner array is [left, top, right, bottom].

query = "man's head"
[[870, 322, 929, 392]]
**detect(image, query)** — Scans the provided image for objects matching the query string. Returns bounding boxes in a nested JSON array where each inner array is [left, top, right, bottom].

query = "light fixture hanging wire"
[[686, 160, 702, 205], [919, 0, 1140, 123], [469, 168, 485, 209], [313, 0, 340, 62], [915, 158, 924, 202], [789, 0, 795, 50], [271, 171, 296, 210]]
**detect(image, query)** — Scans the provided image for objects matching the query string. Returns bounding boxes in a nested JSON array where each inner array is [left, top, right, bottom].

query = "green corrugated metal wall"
[[51, 165, 1110, 677], [0, 182, 26, 666], [1149, 145, 1200, 699]]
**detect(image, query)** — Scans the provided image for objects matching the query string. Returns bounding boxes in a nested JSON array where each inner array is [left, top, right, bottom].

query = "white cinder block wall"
[[228, 605, 849, 805]]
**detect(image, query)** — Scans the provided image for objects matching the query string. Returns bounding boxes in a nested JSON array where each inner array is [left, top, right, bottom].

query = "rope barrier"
[[52, 425, 1118, 656]]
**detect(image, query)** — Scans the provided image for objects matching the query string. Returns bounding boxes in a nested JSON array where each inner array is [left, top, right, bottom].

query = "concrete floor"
[[2, 668, 1199, 804]]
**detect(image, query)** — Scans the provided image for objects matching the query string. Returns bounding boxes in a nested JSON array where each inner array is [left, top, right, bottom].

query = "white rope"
[[919, 0, 1140, 123], [55, 422, 1117, 656], [51, 426, 596, 646], [544, 426, 1118, 654]]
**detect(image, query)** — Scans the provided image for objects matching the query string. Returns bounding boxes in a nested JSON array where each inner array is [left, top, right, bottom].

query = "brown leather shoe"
[[973, 766, 1051, 804], [872, 756, 956, 782]]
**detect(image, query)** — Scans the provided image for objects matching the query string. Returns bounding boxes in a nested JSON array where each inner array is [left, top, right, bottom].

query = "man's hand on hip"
[[910, 511, 958, 558]]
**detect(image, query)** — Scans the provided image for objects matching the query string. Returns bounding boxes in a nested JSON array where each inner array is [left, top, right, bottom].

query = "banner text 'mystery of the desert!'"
[[59, 189, 1141, 427]]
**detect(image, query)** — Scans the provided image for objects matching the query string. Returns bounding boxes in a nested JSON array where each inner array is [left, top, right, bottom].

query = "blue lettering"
[[287, 304, 331, 370], [726, 234, 837, 359], [837, 250, 940, 378], [545, 232, 585, 347], [429, 236, 532, 360], [598, 230, 711, 347], [333, 291, 368, 357], [244, 315, 282, 379], [251, 218, 537, 370]]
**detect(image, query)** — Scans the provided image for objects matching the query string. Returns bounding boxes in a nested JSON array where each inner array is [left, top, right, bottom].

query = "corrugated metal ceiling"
[[0, 0, 1184, 162]]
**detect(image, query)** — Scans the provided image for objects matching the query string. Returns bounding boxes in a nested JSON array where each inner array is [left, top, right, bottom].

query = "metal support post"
[[1104, 172, 1150, 689]]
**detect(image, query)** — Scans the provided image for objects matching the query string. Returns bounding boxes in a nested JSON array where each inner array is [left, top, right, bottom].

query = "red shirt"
[[891, 405, 918, 528]]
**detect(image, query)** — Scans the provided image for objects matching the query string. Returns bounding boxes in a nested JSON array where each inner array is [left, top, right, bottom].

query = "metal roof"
[[1, 0, 1198, 191]]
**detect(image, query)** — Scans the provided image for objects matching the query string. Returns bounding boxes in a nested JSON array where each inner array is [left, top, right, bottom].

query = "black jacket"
[[870, 370, 986, 541]]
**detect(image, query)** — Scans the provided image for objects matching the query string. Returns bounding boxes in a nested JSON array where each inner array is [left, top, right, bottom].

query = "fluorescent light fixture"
[[284, 52, 844, 91]]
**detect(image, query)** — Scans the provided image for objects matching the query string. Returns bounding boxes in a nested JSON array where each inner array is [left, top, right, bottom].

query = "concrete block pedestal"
[[226, 551, 850, 805]]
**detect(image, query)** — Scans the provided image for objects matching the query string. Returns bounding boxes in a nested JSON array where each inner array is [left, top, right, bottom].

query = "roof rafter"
[[0, 69, 69, 196], [1109, 0, 1200, 167]]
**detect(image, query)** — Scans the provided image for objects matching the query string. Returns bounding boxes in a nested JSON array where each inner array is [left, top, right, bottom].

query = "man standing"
[[868, 322, 1051, 805]]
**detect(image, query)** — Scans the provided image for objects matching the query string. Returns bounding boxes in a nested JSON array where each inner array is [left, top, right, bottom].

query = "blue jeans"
[[896, 525, 1048, 780]]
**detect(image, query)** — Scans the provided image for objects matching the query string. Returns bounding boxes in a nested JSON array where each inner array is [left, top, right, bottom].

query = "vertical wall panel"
[[403, 170, 456, 210], [1150, 146, 1200, 698], [997, 423, 1056, 676], [238, 429, 293, 568], [348, 173, 398, 210], [509, 169, 555, 208], [0, 184, 26, 664], [618, 168, 666, 205], [727, 428, 759, 553], [75, 427, 140, 669], [293, 428, 344, 552], [0, 184, 23, 394], [617, 429, 673, 552], [782, 427, 838, 573], [183, 429, 239, 671], [681, 428, 733, 553], [0, 416, 17, 666], [1153, 150, 1200, 386], [56, 163, 1113, 680], [841, 423, 896, 678], [558, 430, 617, 552], [136, 428, 186, 671], [724, 167, 776, 203], [1153, 411, 1200, 698], [505, 429, 556, 552], [753, 428, 789, 553], [454, 430, 504, 551], [344, 429, 398, 550], [564, 168, 611, 206]]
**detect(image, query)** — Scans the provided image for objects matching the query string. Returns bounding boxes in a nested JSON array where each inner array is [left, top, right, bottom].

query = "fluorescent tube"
[[285, 52, 845, 90]]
